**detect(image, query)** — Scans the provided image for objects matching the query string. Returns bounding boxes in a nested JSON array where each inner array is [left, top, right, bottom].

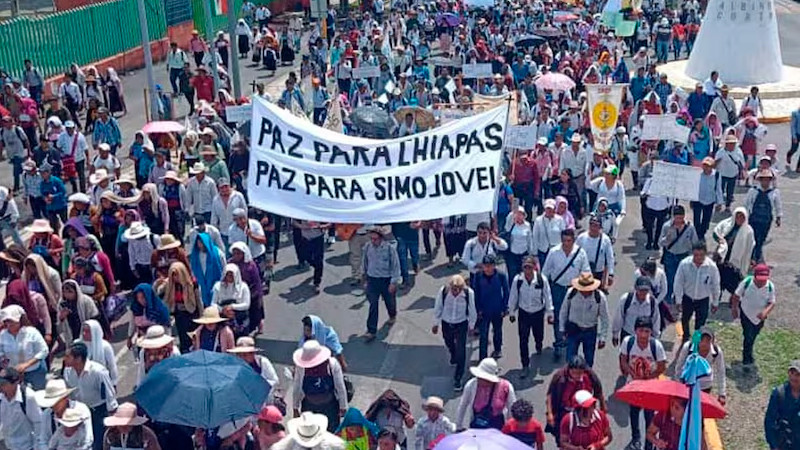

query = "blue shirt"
[[629, 76, 647, 102], [791, 109, 800, 137], [653, 82, 673, 109], [687, 92, 708, 120], [40, 175, 67, 211], [92, 117, 122, 146], [473, 270, 509, 315], [764, 382, 800, 449], [697, 170, 723, 206]]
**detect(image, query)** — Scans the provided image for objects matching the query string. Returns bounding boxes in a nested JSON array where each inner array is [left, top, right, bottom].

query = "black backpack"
[[625, 336, 658, 365], [440, 286, 471, 316], [623, 292, 656, 323], [515, 272, 544, 298]]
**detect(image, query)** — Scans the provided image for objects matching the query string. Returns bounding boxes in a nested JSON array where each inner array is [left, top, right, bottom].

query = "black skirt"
[[237, 35, 249, 54]]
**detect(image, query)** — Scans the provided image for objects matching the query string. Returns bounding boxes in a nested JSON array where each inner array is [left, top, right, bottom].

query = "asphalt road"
[[2, 7, 800, 449]]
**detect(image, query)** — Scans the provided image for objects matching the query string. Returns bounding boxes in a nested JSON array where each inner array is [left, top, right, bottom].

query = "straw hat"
[[189, 162, 207, 174], [287, 412, 329, 448], [422, 396, 445, 412], [104, 402, 148, 427], [193, 307, 228, 325], [157, 234, 181, 251], [571, 272, 601, 292], [123, 221, 149, 240], [227, 336, 260, 354], [115, 176, 136, 186], [570, 133, 583, 143], [29, 219, 54, 234], [724, 134, 738, 144], [56, 407, 89, 428], [469, 358, 500, 383], [68, 192, 91, 204], [755, 169, 774, 179], [292, 340, 332, 369], [89, 169, 110, 185], [161, 170, 182, 183], [137, 325, 174, 349], [34, 379, 76, 408], [701, 157, 715, 167]]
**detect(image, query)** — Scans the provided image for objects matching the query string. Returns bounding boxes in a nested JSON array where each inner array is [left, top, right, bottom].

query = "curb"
[[674, 322, 724, 450]]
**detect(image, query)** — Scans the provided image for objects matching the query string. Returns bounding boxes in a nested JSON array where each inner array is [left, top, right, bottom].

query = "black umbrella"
[[514, 34, 546, 48], [350, 105, 395, 138]]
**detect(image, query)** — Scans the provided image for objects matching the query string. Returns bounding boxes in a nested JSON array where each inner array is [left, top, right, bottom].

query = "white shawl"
[[713, 206, 755, 273]]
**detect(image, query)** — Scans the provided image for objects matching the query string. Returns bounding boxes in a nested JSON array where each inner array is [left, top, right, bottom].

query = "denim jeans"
[[478, 312, 504, 359], [721, 176, 737, 207], [656, 40, 669, 62], [366, 277, 396, 334], [741, 313, 763, 365], [663, 252, 688, 304], [396, 237, 419, 281], [565, 326, 598, 367], [750, 219, 771, 263], [550, 283, 568, 353], [11, 156, 23, 192], [169, 68, 183, 94], [691, 201, 715, 240]]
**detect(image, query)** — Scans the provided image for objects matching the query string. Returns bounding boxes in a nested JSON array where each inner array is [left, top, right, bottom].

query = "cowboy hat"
[[570, 134, 583, 143], [469, 358, 500, 383], [35, 379, 76, 409], [194, 306, 228, 325], [114, 175, 136, 186], [189, 162, 207, 174], [104, 402, 148, 427], [57, 407, 89, 428], [422, 396, 445, 412], [89, 169, 110, 185], [756, 169, 774, 179], [293, 340, 332, 369], [157, 234, 181, 251], [123, 221, 150, 240], [571, 272, 601, 292], [724, 134, 738, 144], [161, 170, 182, 183], [100, 191, 118, 203], [68, 192, 91, 204], [287, 412, 329, 448], [200, 147, 219, 156], [29, 219, 54, 234], [137, 325, 174, 349], [227, 336, 261, 354]]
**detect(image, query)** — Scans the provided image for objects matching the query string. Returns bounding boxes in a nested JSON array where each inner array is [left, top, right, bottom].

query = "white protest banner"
[[248, 97, 508, 223], [225, 105, 253, 123], [352, 65, 381, 79], [647, 161, 702, 201], [462, 63, 494, 79], [586, 84, 625, 151], [641, 114, 691, 143], [505, 125, 537, 149]]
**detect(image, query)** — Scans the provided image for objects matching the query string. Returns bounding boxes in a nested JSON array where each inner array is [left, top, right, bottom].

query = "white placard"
[[648, 161, 702, 201], [352, 65, 381, 79], [505, 125, 537, 149], [462, 63, 494, 79], [641, 114, 691, 143], [248, 98, 509, 223], [225, 105, 253, 123]]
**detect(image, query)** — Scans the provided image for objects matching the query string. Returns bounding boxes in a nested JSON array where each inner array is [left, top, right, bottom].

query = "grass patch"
[[709, 321, 800, 449]]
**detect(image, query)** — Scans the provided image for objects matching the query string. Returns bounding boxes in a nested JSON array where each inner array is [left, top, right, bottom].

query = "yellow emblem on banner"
[[591, 101, 618, 130]]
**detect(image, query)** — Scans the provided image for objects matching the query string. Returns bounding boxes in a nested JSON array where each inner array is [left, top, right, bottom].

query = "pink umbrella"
[[534, 72, 576, 91], [141, 121, 186, 134], [553, 12, 579, 23]]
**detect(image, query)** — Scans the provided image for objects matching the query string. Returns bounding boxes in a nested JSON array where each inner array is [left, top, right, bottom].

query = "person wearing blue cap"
[[39, 161, 68, 231]]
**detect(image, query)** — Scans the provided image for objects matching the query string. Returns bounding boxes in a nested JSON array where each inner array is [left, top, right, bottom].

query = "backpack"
[[625, 336, 658, 365], [567, 288, 602, 304], [516, 272, 544, 297], [623, 292, 656, 323], [0, 126, 28, 148], [743, 275, 773, 293], [440, 286, 470, 317]]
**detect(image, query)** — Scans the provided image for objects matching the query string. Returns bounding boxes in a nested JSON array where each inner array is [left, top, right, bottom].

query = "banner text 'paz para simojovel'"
[[247, 98, 509, 223]]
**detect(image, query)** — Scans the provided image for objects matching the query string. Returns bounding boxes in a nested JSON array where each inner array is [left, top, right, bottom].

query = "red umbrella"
[[141, 121, 186, 134], [614, 379, 727, 419]]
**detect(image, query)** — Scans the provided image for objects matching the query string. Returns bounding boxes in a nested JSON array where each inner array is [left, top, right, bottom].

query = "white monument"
[[685, 0, 784, 85]]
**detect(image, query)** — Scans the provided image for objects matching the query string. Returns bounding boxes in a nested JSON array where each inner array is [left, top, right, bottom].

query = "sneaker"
[[386, 316, 397, 326], [520, 366, 530, 379], [313, 284, 321, 294], [453, 379, 463, 392], [625, 440, 643, 450], [350, 277, 361, 286], [491, 350, 502, 359]]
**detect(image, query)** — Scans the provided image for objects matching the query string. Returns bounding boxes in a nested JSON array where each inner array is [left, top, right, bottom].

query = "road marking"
[[776, 0, 800, 14]]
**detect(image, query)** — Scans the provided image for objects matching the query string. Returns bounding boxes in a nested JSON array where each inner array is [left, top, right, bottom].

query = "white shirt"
[[576, 232, 615, 275], [64, 361, 119, 410], [559, 146, 589, 178], [589, 179, 627, 213], [56, 131, 88, 163], [0, 327, 48, 373], [0, 385, 42, 450], [414, 415, 455, 450], [433, 286, 477, 329], [541, 244, 591, 287], [735, 277, 776, 325], [187, 176, 218, 215], [38, 400, 93, 450], [461, 236, 508, 273], [702, 77, 722, 96], [714, 147, 745, 179], [612, 292, 661, 338], [504, 218, 534, 255], [508, 272, 553, 314], [210, 192, 248, 237], [619, 336, 667, 383], [532, 214, 566, 253], [90, 154, 121, 176], [673, 256, 721, 306], [228, 219, 267, 259]]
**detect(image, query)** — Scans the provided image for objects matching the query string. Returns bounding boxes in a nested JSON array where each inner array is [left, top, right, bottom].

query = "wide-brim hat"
[[469, 357, 500, 383], [161, 170, 182, 183], [89, 169, 110, 185], [30, 219, 54, 234], [35, 379, 76, 408], [570, 134, 583, 143], [137, 325, 174, 349], [157, 234, 181, 250], [571, 272, 601, 292], [57, 407, 89, 428], [422, 396, 445, 412], [104, 402, 148, 427], [69, 192, 91, 204], [293, 340, 332, 369], [227, 336, 261, 354], [115, 176, 136, 186], [287, 412, 328, 448], [194, 306, 228, 324], [123, 221, 149, 240], [189, 162, 207, 174], [724, 134, 738, 144]]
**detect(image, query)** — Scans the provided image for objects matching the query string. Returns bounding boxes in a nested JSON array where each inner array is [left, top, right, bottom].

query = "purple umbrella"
[[437, 12, 460, 27], [434, 429, 531, 450]]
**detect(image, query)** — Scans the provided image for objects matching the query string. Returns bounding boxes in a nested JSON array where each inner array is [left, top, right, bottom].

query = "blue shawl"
[[131, 283, 171, 326], [190, 233, 224, 307]]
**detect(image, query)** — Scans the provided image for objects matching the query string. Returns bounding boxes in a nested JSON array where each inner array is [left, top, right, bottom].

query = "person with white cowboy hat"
[[47, 405, 93, 449], [35, 378, 93, 449], [67, 192, 95, 231], [134, 325, 178, 388], [102, 402, 162, 450], [291, 340, 348, 432], [455, 357, 516, 430], [227, 336, 279, 401], [270, 412, 345, 450], [414, 396, 455, 450], [122, 221, 159, 285], [158, 170, 188, 240], [561, 132, 589, 209], [714, 132, 746, 211], [192, 306, 235, 353], [187, 161, 218, 225], [89, 142, 121, 181], [88, 169, 113, 206], [559, 272, 609, 368]]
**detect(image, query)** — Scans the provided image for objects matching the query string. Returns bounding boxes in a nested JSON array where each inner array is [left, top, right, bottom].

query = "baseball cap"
[[754, 264, 770, 282], [2, 305, 25, 323], [482, 255, 497, 265], [699, 325, 715, 340], [257, 405, 283, 424], [634, 276, 652, 291], [64, 120, 76, 128], [790, 360, 800, 373], [544, 198, 556, 210], [574, 390, 597, 408]]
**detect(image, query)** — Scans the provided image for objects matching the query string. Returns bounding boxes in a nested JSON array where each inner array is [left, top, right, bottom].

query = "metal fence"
[[190, 0, 242, 33], [0, 0, 168, 79]]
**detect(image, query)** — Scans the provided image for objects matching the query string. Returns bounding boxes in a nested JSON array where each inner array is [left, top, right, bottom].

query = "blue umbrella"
[[135, 350, 270, 429], [678, 331, 712, 450]]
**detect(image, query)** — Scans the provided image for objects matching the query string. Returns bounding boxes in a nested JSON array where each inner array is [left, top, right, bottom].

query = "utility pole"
[[226, 0, 242, 97], [201, 0, 222, 92], [136, 0, 159, 121], [10, 0, 19, 17]]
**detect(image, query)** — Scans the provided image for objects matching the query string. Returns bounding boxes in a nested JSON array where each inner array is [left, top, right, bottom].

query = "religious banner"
[[586, 84, 625, 151], [248, 98, 509, 223]]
